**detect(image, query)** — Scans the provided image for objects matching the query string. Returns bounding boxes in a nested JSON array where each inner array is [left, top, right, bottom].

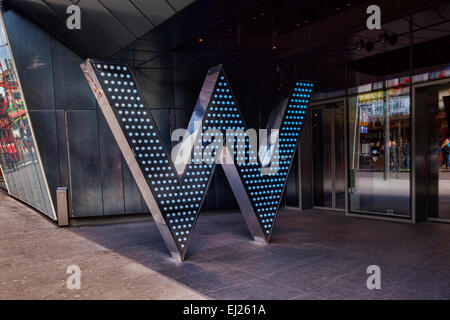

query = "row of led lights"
[[242, 85, 311, 233], [208, 81, 280, 232], [98, 63, 215, 249], [99, 63, 244, 247], [100, 64, 311, 244]]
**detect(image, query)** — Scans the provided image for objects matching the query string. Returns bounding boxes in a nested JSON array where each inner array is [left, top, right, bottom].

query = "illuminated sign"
[[81, 59, 313, 260]]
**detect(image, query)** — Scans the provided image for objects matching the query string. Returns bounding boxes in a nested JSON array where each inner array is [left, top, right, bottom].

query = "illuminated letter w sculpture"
[[81, 59, 314, 260]]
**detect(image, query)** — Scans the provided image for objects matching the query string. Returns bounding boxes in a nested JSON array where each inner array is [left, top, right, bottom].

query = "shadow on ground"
[[70, 208, 450, 300]]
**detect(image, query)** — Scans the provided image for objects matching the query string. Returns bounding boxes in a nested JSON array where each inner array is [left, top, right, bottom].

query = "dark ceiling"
[[3, 0, 450, 90], [3, 0, 197, 58], [207, 0, 370, 37]]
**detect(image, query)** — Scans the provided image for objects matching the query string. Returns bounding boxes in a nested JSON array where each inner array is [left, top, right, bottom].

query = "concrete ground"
[[1, 190, 450, 300], [0, 191, 206, 300]]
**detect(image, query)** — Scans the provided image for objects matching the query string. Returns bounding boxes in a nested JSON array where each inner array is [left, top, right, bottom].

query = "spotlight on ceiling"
[[365, 41, 374, 52], [355, 39, 365, 51], [389, 34, 399, 46], [379, 32, 389, 44]]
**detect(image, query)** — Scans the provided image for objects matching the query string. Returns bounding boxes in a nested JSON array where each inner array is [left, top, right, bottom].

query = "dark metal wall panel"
[[12, 0, 62, 30], [286, 152, 299, 207], [52, 19, 101, 59], [42, 0, 121, 57], [40, 0, 72, 18], [78, 0, 136, 48], [99, 0, 154, 38], [135, 29, 172, 50], [131, 0, 175, 25], [174, 108, 191, 134], [138, 52, 172, 69], [214, 166, 238, 209], [3, 10, 55, 110], [28, 111, 59, 206], [141, 195, 151, 214], [97, 111, 125, 215], [122, 155, 144, 214], [166, 0, 195, 11], [203, 172, 217, 210], [51, 39, 97, 109], [173, 67, 205, 108], [66, 110, 103, 217], [135, 68, 175, 109], [150, 109, 171, 152], [55, 111, 70, 189], [300, 111, 313, 210]]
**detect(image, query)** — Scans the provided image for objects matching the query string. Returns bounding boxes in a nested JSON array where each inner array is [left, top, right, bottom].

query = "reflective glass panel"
[[421, 83, 450, 221], [0, 16, 55, 218], [349, 87, 411, 217]]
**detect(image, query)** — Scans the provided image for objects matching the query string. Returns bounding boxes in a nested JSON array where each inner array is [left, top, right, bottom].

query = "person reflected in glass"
[[7, 142, 18, 172], [389, 140, 398, 173], [442, 138, 450, 169], [402, 140, 410, 171]]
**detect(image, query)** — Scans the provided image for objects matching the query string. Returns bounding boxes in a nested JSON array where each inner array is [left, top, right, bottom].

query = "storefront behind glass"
[[285, 7, 450, 223]]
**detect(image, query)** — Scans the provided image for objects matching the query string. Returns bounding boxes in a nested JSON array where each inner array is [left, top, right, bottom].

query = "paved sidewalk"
[[0, 191, 206, 300], [1, 189, 450, 300]]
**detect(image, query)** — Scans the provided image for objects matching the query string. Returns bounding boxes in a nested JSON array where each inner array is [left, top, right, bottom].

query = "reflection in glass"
[[311, 102, 345, 210], [349, 86, 411, 217], [312, 108, 333, 207], [425, 84, 450, 221], [0, 16, 55, 218], [334, 106, 346, 209]]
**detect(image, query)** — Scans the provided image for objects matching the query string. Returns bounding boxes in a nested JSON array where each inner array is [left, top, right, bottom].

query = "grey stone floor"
[[1, 190, 450, 300], [72, 207, 450, 300]]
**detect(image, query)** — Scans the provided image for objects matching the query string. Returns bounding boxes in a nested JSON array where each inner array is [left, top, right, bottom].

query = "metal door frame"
[[310, 97, 347, 212], [413, 77, 450, 224]]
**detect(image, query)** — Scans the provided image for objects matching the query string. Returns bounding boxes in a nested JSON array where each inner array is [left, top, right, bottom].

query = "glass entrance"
[[416, 82, 450, 222], [348, 87, 411, 218], [311, 101, 345, 210]]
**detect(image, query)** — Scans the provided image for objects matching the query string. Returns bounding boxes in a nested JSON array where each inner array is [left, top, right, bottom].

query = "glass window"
[[0, 15, 55, 218], [348, 85, 411, 217]]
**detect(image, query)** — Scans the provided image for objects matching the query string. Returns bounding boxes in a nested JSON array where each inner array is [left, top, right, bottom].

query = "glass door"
[[417, 82, 450, 222], [311, 100, 345, 210], [348, 87, 411, 218]]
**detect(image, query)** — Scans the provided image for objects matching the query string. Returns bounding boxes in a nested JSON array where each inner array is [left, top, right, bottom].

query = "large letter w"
[[81, 60, 314, 260]]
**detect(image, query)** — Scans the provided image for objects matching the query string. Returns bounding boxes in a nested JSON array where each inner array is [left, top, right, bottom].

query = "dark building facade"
[[0, 0, 449, 226]]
